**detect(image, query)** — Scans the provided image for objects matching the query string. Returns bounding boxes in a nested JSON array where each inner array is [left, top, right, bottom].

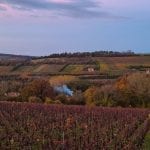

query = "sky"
[[0, 0, 150, 56]]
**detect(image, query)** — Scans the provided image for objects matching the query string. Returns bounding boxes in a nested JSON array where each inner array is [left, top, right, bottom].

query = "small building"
[[88, 67, 95, 73], [5, 92, 20, 97], [146, 69, 150, 75]]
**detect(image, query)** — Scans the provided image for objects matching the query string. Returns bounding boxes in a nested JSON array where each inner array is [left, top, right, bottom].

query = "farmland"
[[0, 102, 150, 149], [0, 55, 149, 90], [0, 53, 150, 149], [0, 53, 149, 107], [31, 56, 150, 75], [12, 64, 65, 74], [0, 55, 149, 76]]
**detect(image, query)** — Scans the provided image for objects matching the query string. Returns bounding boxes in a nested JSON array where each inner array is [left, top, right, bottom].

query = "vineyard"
[[0, 102, 150, 149]]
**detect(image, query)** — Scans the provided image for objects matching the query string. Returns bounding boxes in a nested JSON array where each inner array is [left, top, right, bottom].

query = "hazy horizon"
[[0, 0, 150, 56], [0, 49, 149, 57]]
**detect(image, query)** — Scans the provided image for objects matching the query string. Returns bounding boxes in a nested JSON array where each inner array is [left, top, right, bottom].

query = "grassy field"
[[61, 64, 100, 74], [0, 66, 14, 74], [95, 56, 150, 75], [33, 64, 65, 73], [62, 65, 84, 74], [94, 56, 150, 65], [0, 56, 149, 78], [11, 64, 65, 74]]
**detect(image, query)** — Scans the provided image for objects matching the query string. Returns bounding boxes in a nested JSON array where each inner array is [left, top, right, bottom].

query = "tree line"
[[33, 50, 136, 59]]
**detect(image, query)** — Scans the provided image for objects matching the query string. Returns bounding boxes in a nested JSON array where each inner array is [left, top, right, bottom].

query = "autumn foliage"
[[0, 102, 149, 149], [84, 73, 150, 107], [21, 79, 55, 102]]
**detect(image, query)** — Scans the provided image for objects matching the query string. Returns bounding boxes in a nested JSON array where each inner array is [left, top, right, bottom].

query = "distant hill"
[[0, 53, 32, 61], [0, 52, 149, 82]]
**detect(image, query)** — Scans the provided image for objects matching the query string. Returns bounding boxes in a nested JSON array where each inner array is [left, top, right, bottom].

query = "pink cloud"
[[0, 4, 8, 10], [48, 0, 73, 3]]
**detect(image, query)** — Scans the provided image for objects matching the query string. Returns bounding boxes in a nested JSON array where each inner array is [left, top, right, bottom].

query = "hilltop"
[[0, 53, 32, 61], [0, 51, 149, 78]]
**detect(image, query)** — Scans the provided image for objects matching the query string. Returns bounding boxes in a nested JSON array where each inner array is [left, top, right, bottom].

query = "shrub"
[[55, 94, 67, 104], [28, 96, 42, 103], [68, 80, 90, 92], [45, 97, 54, 104], [115, 73, 150, 107], [54, 100, 62, 105], [84, 86, 102, 106], [67, 91, 85, 105], [45, 98, 62, 105], [21, 79, 55, 102]]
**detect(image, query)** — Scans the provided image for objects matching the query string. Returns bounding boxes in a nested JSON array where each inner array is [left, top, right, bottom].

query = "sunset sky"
[[0, 0, 150, 56]]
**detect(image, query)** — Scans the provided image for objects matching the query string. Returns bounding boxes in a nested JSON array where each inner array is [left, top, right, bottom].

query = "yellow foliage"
[[115, 75, 128, 91], [49, 75, 76, 86], [84, 86, 100, 106], [100, 63, 109, 72]]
